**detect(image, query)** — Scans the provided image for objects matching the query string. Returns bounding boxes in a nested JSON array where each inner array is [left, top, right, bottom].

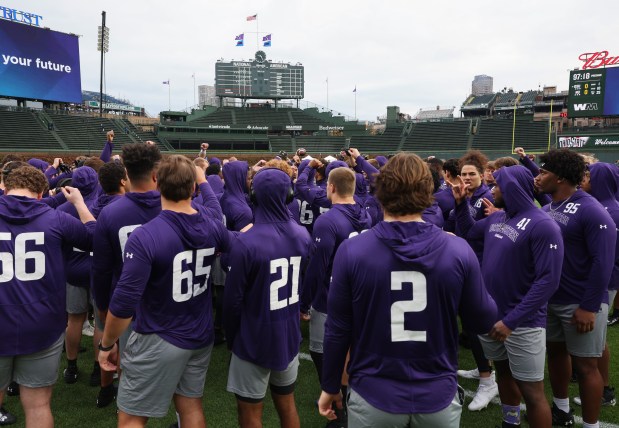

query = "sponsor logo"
[[318, 125, 344, 131], [286, 125, 302, 130], [573, 103, 599, 111], [594, 138, 619, 146], [558, 137, 589, 148], [550, 244, 558, 249], [579, 51, 619, 69], [208, 124, 230, 129], [246, 125, 268, 130]]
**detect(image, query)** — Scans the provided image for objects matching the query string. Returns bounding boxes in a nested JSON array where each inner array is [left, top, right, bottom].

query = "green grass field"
[[3, 321, 619, 427]]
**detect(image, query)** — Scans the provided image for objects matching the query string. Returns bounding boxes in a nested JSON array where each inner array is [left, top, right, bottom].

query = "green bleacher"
[[0, 109, 64, 151], [401, 120, 472, 152], [294, 136, 346, 155], [472, 118, 550, 153]]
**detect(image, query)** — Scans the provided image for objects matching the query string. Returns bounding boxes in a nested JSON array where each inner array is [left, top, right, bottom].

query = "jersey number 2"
[[391, 271, 427, 342]]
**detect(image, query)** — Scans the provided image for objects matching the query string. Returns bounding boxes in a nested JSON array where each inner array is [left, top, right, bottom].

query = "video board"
[[568, 68, 619, 118], [0, 18, 82, 103], [215, 59, 304, 99]]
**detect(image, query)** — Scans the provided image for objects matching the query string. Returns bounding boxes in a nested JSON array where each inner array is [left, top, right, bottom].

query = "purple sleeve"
[[454, 200, 487, 240], [502, 222, 564, 330], [301, 218, 337, 312], [458, 245, 497, 334], [100, 140, 114, 163], [519, 156, 540, 177], [581, 209, 617, 312], [108, 231, 151, 319], [45, 166, 58, 181], [322, 244, 354, 394], [355, 156, 380, 185], [192, 182, 223, 221], [59, 212, 95, 252], [295, 166, 331, 208], [41, 191, 66, 208], [223, 242, 250, 350], [47, 171, 72, 189], [91, 218, 115, 311]]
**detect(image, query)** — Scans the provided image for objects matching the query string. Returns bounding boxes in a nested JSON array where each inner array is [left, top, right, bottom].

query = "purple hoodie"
[[0, 196, 94, 356], [224, 169, 311, 370], [542, 188, 616, 311], [587, 163, 619, 291], [109, 206, 232, 349], [57, 167, 100, 288], [455, 166, 564, 329], [322, 220, 497, 413], [221, 161, 253, 231], [27, 158, 49, 172], [302, 203, 372, 313], [207, 174, 224, 200]]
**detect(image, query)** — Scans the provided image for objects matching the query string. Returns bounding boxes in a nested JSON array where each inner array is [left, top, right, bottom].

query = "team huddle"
[[0, 133, 617, 428]]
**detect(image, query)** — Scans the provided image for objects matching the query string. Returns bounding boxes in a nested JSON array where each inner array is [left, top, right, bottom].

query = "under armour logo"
[[126, 252, 133, 259], [550, 244, 558, 249], [228, 266, 232, 271], [315, 237, 321, 242], [600, 224, 608, 229]]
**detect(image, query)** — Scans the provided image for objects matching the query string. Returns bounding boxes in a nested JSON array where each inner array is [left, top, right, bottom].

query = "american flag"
[[247, 14, 257, 21], [162, 80, 169, 85]]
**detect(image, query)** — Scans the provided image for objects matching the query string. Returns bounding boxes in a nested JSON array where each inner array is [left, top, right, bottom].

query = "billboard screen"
[[0, 19, 82, 103], [215, 59, 304, 99], [568, 68, 619, 118]]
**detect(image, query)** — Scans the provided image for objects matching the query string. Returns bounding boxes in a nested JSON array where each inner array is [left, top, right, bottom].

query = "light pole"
[[97, 11, 109, 118]]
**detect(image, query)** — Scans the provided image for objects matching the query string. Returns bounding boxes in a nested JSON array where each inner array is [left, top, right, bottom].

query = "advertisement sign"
[[0, 19, 82, 103], [558, 135, 619, 148]]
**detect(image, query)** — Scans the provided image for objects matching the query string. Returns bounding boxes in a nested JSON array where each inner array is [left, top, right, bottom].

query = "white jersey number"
[[118, 224, 141, 257], [0, 232, 45, 283], [270, 257, 301, 310], [391, 271, 427, 342], [172, 248, 215, 302], [299, 201, 313, 225]]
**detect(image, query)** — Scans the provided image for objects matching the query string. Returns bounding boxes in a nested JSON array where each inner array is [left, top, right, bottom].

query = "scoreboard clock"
[[215, 51, 304, 99]]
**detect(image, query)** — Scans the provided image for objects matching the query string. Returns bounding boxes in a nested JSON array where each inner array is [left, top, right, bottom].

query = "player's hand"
[[98, 342, 119, 372], [571, 308, 596, 333], [300, 311, 310, 322], [112, 155, 121, 161], [514, 147, 525, 158], [318, 391, 343, 421], [201, 143, 209, 150], [107, 130, 114, 142], [53, 158, 63, 169], [61, 186, 85, 206], [482, 198, 500, 216], [195, 165, 207, 185], [349, 148, 361, 159], [445, 175, 469, 205], [489, 320, 512, 342], [145, 140, 156, 146]]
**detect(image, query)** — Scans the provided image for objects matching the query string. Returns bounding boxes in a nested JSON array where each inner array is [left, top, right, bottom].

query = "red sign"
[[579, 51, 619, 69]]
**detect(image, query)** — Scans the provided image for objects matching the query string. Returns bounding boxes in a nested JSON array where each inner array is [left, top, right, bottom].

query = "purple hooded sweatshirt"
[[221, 161, 253, 232], [322, 220, 497, 414]]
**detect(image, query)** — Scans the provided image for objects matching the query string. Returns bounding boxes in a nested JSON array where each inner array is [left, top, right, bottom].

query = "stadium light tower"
[[97, 11, 109, 118]]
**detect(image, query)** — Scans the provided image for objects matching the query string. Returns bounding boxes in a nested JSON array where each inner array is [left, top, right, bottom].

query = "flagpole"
[[354, 86, 357, 120], [168, 79, 171, 111], [511, 100, 517, 153], [193, 73, 196, 108], [326, 78, 329, 110], [256, 16, 259, 51], [548, 99, 553, 151]]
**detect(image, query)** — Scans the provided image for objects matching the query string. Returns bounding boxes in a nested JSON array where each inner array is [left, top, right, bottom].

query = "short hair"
[[1, 154, 24, 165], [374, 153, 433, 216], [459, 150, 488, 175], [84, 157, 105, 173], [205, 163, 221, 176], [430, 168, 441, 193], [327, 167, 356, 197], [442, 158, 460, 178], [121, 143, 162, 183], [493, 157, 518, 169], [539, 149, 586, 186], [98, 161, 127, 194], [264, 159, 294, 178], [1, 161, 29, 184], [426, 157, 444, 175], [4, 166, 48, 194], [157, 155, 196, 202], [367, 159, 380, 169]]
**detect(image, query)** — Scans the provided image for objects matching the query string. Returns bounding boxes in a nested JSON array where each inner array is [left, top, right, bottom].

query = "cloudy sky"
[[5, 0, 619, 121]]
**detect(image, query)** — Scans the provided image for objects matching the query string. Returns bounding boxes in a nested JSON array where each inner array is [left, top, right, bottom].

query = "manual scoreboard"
[[215, 50, 304, 99]]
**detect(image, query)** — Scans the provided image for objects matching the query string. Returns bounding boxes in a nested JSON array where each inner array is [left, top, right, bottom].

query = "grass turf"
[[3, 320, 619, 427]]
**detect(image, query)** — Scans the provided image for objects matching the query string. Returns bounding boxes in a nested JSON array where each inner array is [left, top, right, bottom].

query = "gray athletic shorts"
[[609, 290, 618, 308], [118, 332, 213, 418], [66, 283, 89, 314], [211, 255, 226, 286], [478, 327, 546, 382], [309, 308, 327, 353], [546, 303, 608, 357], [0, 333, 64, 390], [347, 387, 462, 428], [227, 353, 299, 400]]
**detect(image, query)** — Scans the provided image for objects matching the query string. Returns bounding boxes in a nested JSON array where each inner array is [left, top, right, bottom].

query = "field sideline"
[[3, 321, 619, 427]]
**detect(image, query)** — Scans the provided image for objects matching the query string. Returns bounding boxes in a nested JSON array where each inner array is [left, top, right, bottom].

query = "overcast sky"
[[6, 0, 619, 121]]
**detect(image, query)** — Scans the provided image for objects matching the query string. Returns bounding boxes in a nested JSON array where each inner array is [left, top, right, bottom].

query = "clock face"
[[255, 50, 266, 63]]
